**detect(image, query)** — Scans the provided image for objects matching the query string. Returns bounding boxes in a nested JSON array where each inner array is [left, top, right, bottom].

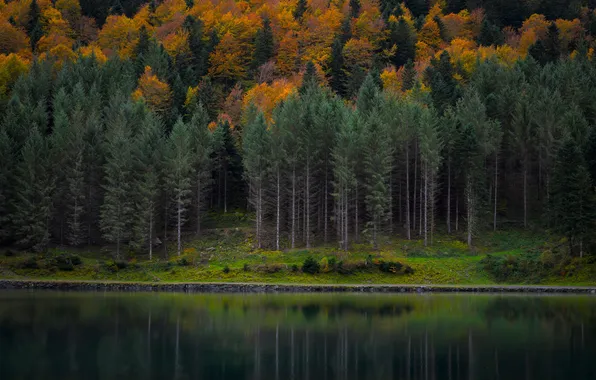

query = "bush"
[[328, 257, 337, 269], [302, 256, 320, 274], [51, 253, 82, 271], [404, 265, 414, 275], [243, 263, 250, 272], [291, 264, 299, 272], [223, 265, 230, 274], [320, 257, 329, 272], [378, 260, 403, 274], [21, 257, 39, 269], [177, 257, 191, 266], [480, 252, 546, 283], [254, 263, 283, 273]]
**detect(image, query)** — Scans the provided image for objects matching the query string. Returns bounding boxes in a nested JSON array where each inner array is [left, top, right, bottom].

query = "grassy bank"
[[1, 227, 595, 286]]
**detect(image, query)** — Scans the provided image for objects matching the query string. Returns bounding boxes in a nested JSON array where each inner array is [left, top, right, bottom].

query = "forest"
[[1, 0, 596, 263]]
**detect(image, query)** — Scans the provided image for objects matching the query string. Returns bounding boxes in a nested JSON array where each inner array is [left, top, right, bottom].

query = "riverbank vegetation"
[[2, 0, 596, 285]]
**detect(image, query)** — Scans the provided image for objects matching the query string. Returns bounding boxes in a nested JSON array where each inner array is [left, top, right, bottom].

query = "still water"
[[0, 291, 594, 379]]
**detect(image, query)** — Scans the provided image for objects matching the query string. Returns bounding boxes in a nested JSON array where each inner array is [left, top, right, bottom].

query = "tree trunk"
[[466, 178, 473, 248], [406, 147, 411, 240], [493, 152, 498, 231], [177, 195, 182, 256], [306, 160, 310, 248], [354, 185, 359, 242], [413, 144, 417, 234], [149, 211, 153, 261], [291, 167, 296, 249], [276, 167, 280, 251], [523, 162, 527, 228], [196, 175, 202, 235], [324, 165, 328, 243], [424, 162, 428, 247], [447, 158, 451, 234]]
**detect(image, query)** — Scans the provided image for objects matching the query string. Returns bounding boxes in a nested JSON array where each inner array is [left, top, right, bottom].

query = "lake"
[[0, 291, 594, 379]]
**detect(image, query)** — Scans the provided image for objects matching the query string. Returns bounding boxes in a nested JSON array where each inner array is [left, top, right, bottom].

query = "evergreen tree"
[[426, 51, 459, 114], [188, 103, 213, 235], [243, 112, 270, 249], [329, 38, 346, 96], [401, 60, 416, 92], [100, 114, 134, 258], [349, 0, 361, 19], [26, 0, 42, 51], [0, 129, 14, 243], [362, 108, 393, 249], [251, 17, 274, 75], [293, 0, 308, 21], [184, 16, 208, 79], [165, 119, 193, 256], [477, 19, 503, 46], [299, 61, 318, 94], [389, 18, 416, 68], [356, 74, 381, 116], [12, 129, 54, 251], [549, 139, 596, 257], [269, 109, 288, 250], [132, 114, 163, 259]]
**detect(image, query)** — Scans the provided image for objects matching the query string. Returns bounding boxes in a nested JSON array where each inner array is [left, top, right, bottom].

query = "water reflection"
[[0, 292, 594, 379]]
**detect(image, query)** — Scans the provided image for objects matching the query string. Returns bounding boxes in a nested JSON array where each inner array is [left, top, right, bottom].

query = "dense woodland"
[[1, 0, 596, 258]]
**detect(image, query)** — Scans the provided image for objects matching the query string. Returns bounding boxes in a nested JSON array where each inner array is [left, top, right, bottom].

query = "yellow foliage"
[[78, 45, 107, 64], [520, 14, 549, 41], [556, 18, 582, 51], [133, 66, 172, 113], [276, 31, 299, 76], [380, 66, 402, 95], [419, 19, 442, 50], [208, 31, 247, 80], [98, 15, 139, 59], [343, 37, 374, 70], [0, 53, 29, 99], [519, 29, 537, 56], [37, 33, 74, 54], [0, 18, 29, 54], [243, 78, 296, 121], [415, 41, 434, 62], [162, 29, 189, 61]]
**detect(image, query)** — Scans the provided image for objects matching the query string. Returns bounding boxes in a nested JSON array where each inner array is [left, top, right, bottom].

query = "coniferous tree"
[[549, 139, 596, 257], [189, 103, 213, 235], [349, 0, 361, 19], [329, 38, 346, 96], [251, 17, 274, 76], [243, 112, 270, 249], [184, 16, 208, 79], [389, 18, 416, 68], [401, 60, 416, 92], [166, 119, 193, 256], [269, 109, 287, 250], [13, 128, 54, 252], [26, 0, 42, 51], [100, 114, 134, 258], [132, 114, 163, 259], [293, 0, 308, 21], [0, 129, 14, 243]]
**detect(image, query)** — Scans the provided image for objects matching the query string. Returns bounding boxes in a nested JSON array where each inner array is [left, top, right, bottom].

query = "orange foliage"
[[556, 18, 582, 51], [209, 32, 247, 80], [0, 18, 29, 55], [419, 19, 442, 50], [162, 29, 190, 62], [98, 15, 139, 58], [343, 38, 374, 70], [243, 78, 296, 120], [520, 14, 550, 41], [277, 31, 299, 76], [78, 44, 107, 64], [133, 66, 172, 113], [37, 33, 73, 54]]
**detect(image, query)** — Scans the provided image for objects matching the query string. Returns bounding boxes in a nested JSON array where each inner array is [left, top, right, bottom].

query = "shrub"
[[254, 263, 283, 273], [21, 257, 39, 269], [223, 265, 230, 274], [114, 260, 128, 269], [404, 265, 414, 274], [51, 253, 82, 271], [291, 264, 299, 272], [243, 263, 250, 272], [337, 260, 368, 275], [320, 257, 329, 272], [177, 257, 191, 266], [302, 256, 320, 274], [378, 260, 403, 274], [328, 257, 337, 269]]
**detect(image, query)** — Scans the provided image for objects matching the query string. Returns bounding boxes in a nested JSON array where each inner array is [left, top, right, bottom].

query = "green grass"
[[1, 227, 595, 286]]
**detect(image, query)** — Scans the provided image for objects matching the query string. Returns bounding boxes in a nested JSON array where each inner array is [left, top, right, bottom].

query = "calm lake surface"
[[0, 291, 595, 379]]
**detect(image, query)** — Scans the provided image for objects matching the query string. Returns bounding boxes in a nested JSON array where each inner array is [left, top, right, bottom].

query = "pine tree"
[[269, 109, 288, 251], [243, 112, 270, 249], [100, 114, 134, 259], [389, 18, 416, 68], [477, 19, 503, 46], [362, 108, 393, 249], [350, 0, 361, 19], [299, 61, 318, 94], [549, 139, 596, 257], [426, 51, 459, 114], [26, 0, 42, 51], [251, 17, 274, 75], [293, 0, 308, 21], [12, 129, 54, 252], [184, 16, 208, 79], [188, 103, 213, 235], [356, 74, 381, 116], [401, 60, 416, 91], [132, 114, 163, 259], [329, 38, 346, 96], [166, 119, 193, 256], [0, 129, 14, 243]]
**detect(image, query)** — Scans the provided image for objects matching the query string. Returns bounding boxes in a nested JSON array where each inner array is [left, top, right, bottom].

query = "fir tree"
[[329, 38, 346, 96], [293, 0, 308, 21], [12, 129, 54, 251], [549, 139, 596, 257], [100, 115, 134, 258], [401, 60, 416, 91], [26, 0, 42, 51], [243, 112, 271, 249], [251, 17, 274, 75], [389, 18, 416, 68], [349, 0, 361, 19], [165, 119, 193, 256]]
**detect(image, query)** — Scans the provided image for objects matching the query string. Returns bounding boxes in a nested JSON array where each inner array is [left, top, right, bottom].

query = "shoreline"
[[1, 280, 596, 294]]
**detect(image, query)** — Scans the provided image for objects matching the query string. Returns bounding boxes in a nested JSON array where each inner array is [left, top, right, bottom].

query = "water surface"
[[0, 291, 594, 379]]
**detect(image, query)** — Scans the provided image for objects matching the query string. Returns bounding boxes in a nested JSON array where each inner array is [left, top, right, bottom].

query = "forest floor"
[[1, 213, 595, 286]]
